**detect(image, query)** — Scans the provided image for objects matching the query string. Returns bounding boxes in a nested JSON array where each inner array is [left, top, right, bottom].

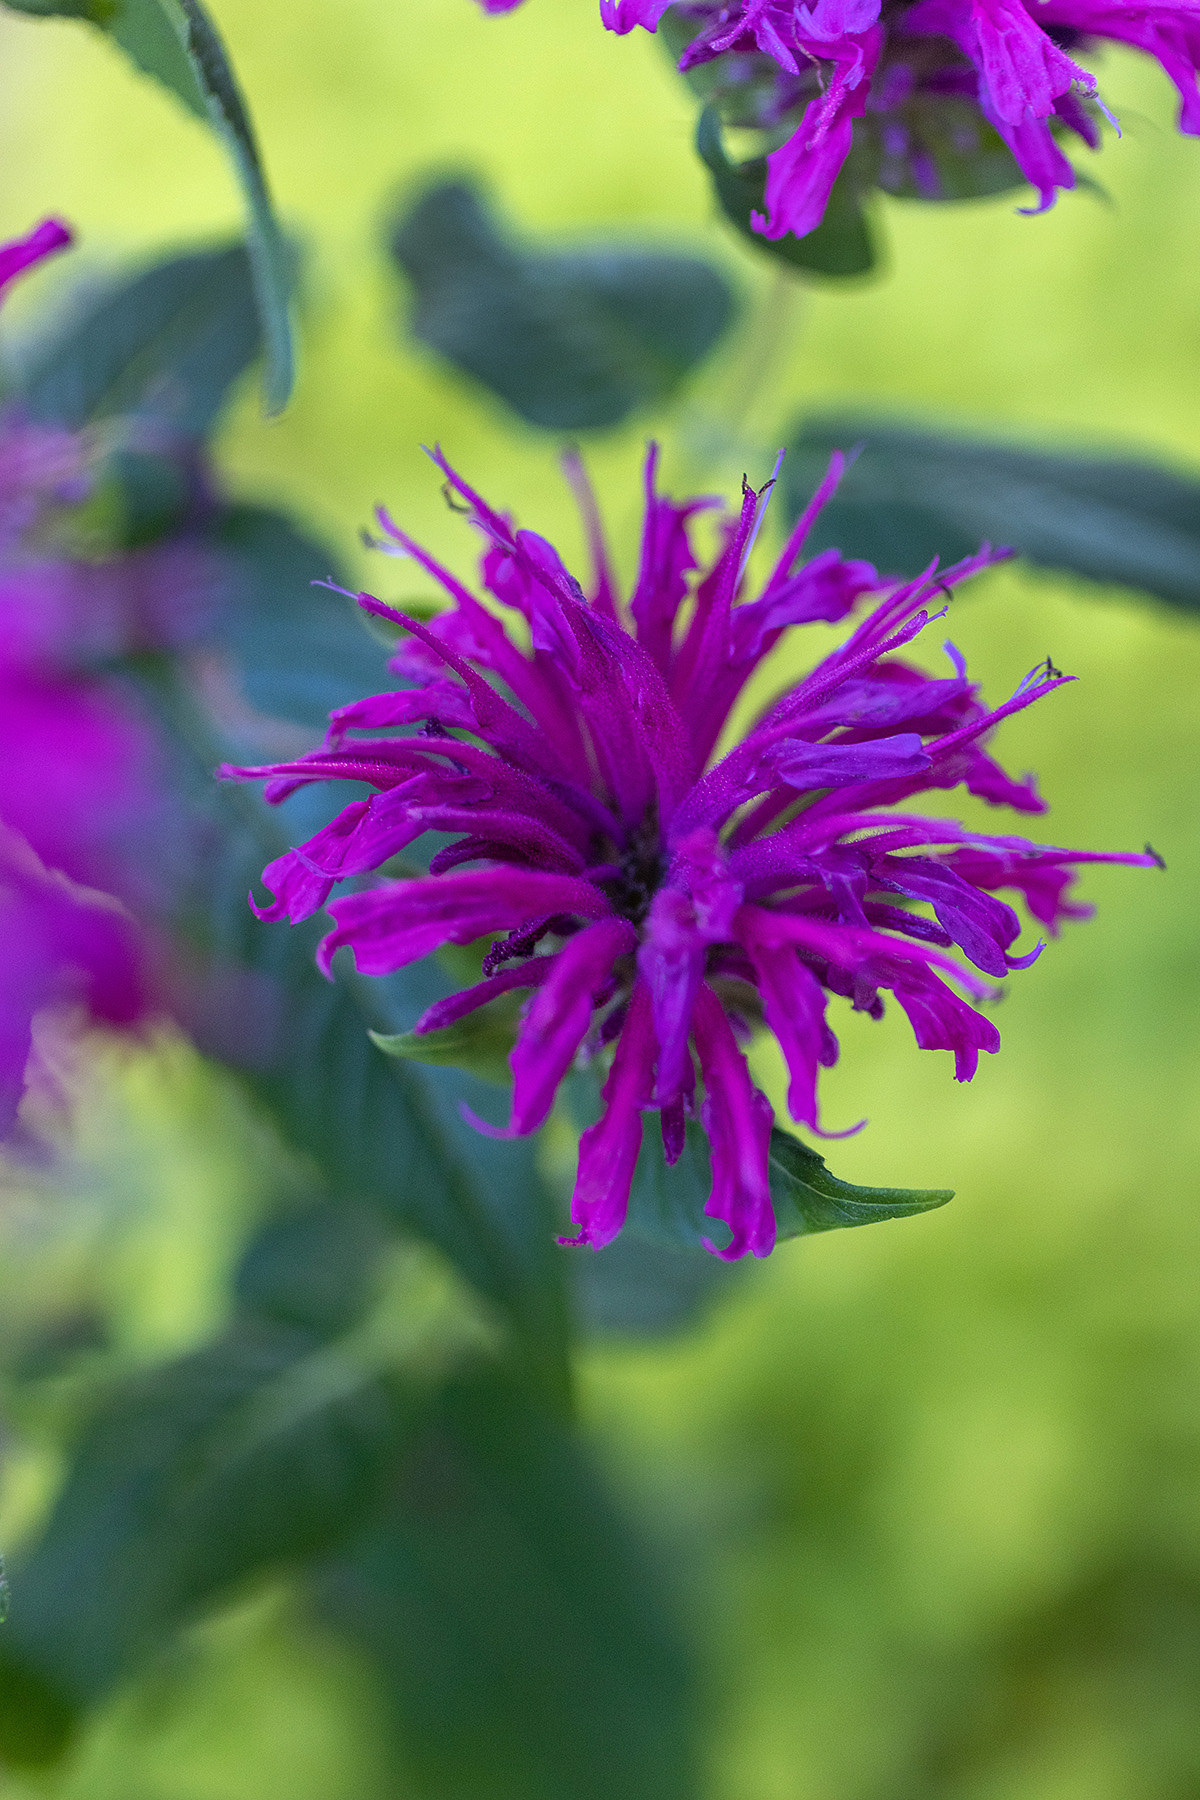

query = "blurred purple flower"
[[0, 220, 164, 1136], [229, 449, 1152, 1259], [0, 824, 146, 1135]]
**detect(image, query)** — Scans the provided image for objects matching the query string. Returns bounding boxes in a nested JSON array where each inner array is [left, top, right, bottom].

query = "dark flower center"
[[602, 817, 665, 928]]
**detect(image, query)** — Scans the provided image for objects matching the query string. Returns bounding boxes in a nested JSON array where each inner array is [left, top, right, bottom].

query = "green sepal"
[[370, 995, 522, 1090], [695, 105, 877, 278]]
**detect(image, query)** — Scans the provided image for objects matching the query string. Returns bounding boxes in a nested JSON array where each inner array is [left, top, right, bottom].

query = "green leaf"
[[1, 0, 293, 412], [233, 1200, 392, 1339], [17, 242, 260, 435], [316, 1367, 697, 1800], [625, 1118, 950, 1254], [388, 176, 736, 430], [101, 0, 207, 113], [788, 416, 1200, 613], [695, 106, 877, 278], [767, 1128, 953, 1235], [371, 994, 523, 1089], [573, 1230, 744, 1337], [860, 95, 1028, 203], [0, 1321, 416, 1764], [3, 0, 206, 115]]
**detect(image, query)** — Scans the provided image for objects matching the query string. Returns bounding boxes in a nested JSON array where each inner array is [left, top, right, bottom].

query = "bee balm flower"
[[229, 450, 1153, 1259], [483, 0, 1200, 239]]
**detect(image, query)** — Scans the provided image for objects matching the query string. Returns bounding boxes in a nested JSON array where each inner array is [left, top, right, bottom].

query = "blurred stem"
[[674, 264, 803, 490]]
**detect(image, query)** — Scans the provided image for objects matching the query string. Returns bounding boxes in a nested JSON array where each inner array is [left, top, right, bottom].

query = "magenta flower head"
[[482, 0, 1200, 239], [660, 0, 1187, 236], [228, 449, 1153, 1259]]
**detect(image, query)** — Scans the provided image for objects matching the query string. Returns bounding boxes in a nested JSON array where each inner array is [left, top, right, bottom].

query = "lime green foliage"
[[0, 3, 1198, 1796]]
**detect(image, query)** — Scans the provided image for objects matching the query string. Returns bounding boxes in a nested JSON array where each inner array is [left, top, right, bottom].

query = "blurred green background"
[[1, 1, 1199, 1795]]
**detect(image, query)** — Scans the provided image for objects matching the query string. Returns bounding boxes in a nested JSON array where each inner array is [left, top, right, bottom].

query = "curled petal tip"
[[811, 1115, 867, 1140], [459, 1100, 516, 1140]]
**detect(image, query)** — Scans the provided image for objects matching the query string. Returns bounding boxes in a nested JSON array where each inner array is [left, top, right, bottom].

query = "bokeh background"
[[0, 0, 1198, 1795]]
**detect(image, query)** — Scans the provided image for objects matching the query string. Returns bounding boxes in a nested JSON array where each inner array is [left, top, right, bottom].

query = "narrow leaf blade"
[[767, 1128, 953, 1235], [173, 0, 294, 412]]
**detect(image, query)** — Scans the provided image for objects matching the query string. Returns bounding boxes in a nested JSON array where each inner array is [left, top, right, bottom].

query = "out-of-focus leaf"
[[626, 1118, 950, 1254], [102, 448, 193, 545], [371, 993, 522, 1089], [203, 503, 385, 729], [2, 0, 98, 20], [863, 96, 1027, 203], [18, 243, 260, 436], [234, 1200, 391, 1339], [181, 802, 569, 1394], [696, 106, 876, 278], [1, 0, 292, 411], [789, 417, 1200, 612], [317, 1366, 697, 1800], [556, 1072, 742, 1335], [573, 1230, 743, 1336], [0, 1322, 415, 1764], [388, 177, 736, 430]]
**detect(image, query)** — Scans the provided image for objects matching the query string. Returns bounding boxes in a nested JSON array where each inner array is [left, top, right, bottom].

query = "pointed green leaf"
[[767, 1127, 953, 1235], [625, 1117, 950, 1253]]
